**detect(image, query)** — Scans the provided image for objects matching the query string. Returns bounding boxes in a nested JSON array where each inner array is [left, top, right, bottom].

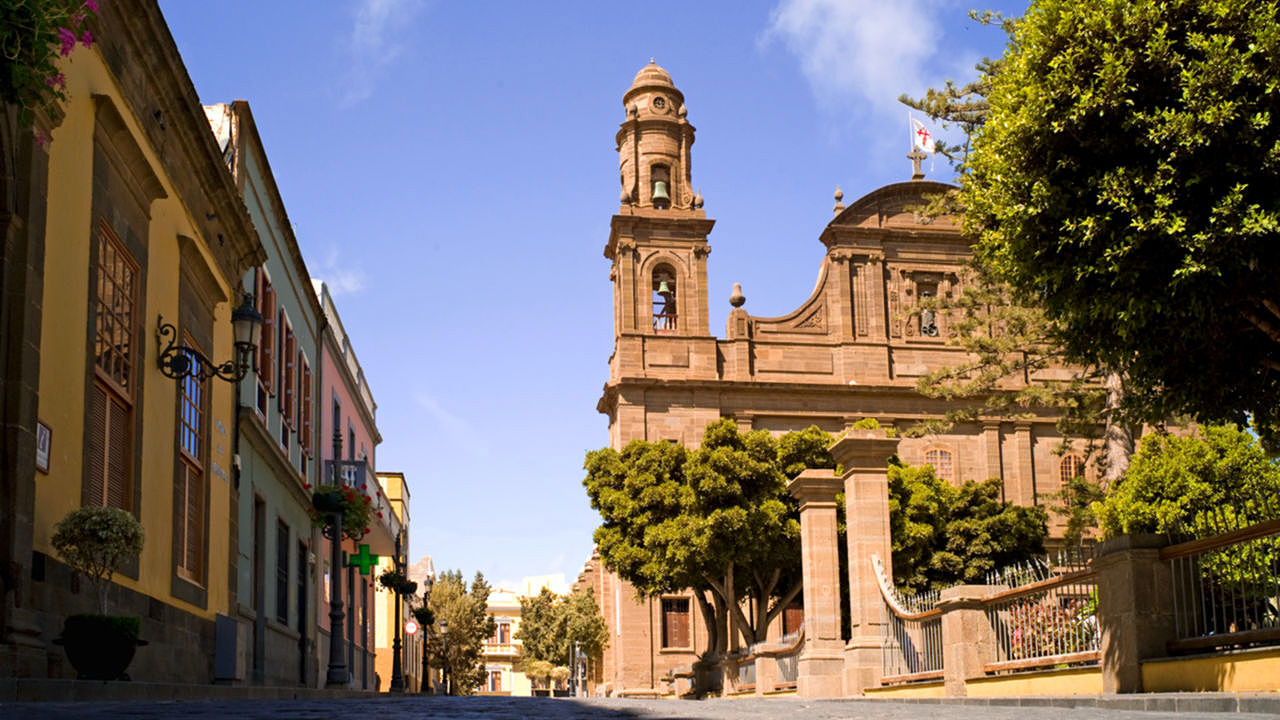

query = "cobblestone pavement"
[[3, 696, 1278, 720]]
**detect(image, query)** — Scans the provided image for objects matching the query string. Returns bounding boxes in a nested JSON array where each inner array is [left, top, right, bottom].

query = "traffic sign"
[[404, 619, 419, 636]]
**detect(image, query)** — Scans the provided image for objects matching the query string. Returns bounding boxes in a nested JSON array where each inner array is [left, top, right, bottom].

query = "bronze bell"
[[652, 180, 670, 206], [656, 280, 672, 296]]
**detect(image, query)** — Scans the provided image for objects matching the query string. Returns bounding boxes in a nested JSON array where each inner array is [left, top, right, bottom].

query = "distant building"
[[373, 471, 422, 692], [480, 574, 571, 696]]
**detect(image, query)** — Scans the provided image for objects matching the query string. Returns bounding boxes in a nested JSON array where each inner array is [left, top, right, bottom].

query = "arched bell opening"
[[652, 265, 677, 332]]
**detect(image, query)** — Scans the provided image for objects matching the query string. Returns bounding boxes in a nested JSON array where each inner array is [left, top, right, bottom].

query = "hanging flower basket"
[[309, 484, 374, 540]]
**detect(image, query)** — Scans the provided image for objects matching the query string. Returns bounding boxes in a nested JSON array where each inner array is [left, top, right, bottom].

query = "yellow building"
[[0, 0, 265, 680], [480, 575, 572, 696], [373, 471, 423, 692]]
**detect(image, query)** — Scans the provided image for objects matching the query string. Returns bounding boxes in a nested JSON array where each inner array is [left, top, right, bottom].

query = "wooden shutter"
[[87, 384, 107, 507], [184, 463, 203, 577]]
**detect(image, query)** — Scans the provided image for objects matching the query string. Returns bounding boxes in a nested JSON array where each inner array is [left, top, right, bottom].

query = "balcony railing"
[[324, 459, 401, 539]]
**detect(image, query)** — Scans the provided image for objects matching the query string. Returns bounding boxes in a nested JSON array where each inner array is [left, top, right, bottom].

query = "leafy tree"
[[1095, 424, 1280, 538], [961, 0, 1280, 438], [516, 587, 608, 688], [889, 462, 1048, 593], [424, 570, 495, 695], [515, 587, 559, 668], [522, 659, 553, 690], [584, 420, 832, 664]]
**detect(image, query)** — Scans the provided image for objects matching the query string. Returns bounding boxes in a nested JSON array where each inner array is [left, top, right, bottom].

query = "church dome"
[[631, 60, 674, 90]]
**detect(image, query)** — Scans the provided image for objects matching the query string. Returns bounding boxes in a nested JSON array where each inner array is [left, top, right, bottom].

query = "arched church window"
[[651, 164, 671, 209], [1059, 454, 1084, 485], [653, 267, 677, 332], [924, 448, 954, 482], [919, 285, 939, 337]]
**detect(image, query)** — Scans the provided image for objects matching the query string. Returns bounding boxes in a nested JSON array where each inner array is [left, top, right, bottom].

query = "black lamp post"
[[157, 292, 263, 383], [440, 620, 449, 696], [323, 430, 347, 687], [420, 576, 434, 694], [389, 530, 405, 693]]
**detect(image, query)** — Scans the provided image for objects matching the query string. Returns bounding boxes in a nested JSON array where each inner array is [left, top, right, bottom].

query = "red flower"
[[376, 512, 383, 518], [304, 483, 312, 489], [363, 496, 371, 504]]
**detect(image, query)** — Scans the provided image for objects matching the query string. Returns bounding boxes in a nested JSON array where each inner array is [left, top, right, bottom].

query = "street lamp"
[[323, 430, 348, 687], [390, 530, 405, 693], [440, 619, 449, 696], [420, 575, 434, 694], [156, 292, 263, 383]]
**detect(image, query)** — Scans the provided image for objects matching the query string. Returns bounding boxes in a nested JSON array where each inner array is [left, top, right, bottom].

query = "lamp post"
[[440, 620, 449, 696], [324, 430, 347, 687], [389, 530, 405, 693], [420, 575, 434, 694]]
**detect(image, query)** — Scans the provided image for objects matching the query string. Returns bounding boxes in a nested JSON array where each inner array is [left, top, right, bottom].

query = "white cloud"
[[313, 245, 367, 296], [412, 390, 486, 455], [340, 0, 425, 106], [763, 0, 946, 122]]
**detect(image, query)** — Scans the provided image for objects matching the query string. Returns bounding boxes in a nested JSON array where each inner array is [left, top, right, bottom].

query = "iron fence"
[[983, 551, 1099, 673]]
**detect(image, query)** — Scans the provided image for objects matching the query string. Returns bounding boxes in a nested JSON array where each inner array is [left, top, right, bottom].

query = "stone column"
[[787, 469, 844, 697], [830, 430, 901, 695], [938, 585, 997, 696], [1095, 534, 1177, 693]]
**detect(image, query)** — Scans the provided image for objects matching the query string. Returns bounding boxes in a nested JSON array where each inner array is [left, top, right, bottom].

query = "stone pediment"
[[822, 181, 960, 247]]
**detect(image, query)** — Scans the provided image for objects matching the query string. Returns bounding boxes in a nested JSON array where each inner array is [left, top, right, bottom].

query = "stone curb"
[[842, 693, 1280, 715], [0, 678, 386, 703]]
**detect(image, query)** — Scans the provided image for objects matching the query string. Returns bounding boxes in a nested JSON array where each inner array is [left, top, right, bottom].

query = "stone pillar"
[[830, 430, 901, 695], [938, 585, 997, 696], [787, 469, 844, 697], [1095, 534, 1177, 693]]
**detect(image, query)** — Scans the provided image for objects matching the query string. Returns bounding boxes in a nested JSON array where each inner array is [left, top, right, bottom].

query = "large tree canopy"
[[583, 419, 833, 658], [425, 570, 495, 695], [964, 0, 1280, 431]]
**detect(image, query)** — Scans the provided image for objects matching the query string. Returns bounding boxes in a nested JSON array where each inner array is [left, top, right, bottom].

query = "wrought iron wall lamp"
[[156, 292, 263, 383]]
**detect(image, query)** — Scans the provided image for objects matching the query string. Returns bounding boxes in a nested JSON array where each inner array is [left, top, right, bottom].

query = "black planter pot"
[[312, 490, 344, 514], [55, 614, 146, 680]]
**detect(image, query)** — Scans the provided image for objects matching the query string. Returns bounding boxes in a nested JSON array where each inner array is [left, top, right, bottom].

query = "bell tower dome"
[[617, 60, 700, 211], [604, 61, 716, 401]]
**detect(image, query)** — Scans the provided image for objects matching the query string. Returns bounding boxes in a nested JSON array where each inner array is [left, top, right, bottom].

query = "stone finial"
[[678, 104, 687, 118], [693, 189, 703, 209], [729, 282, 746, 308], [833, 185, 845, 215]]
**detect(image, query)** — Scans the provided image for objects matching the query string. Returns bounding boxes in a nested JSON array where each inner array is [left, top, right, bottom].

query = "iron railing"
[[873, 556, 943, 682], [1163, 500, 1280, 654], [983, 549, 1099, 674]]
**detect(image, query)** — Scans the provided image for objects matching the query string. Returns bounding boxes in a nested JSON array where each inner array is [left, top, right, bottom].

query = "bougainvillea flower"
[[81, 30, 93, 47], [85, 0, 99, 11], [58, 28, 76, 55]]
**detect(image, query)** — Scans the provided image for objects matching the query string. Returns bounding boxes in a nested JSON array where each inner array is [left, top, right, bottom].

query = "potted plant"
[[309, 483, 375, 540], [377, 569, 418, 596], [50, 506, 146, 680]]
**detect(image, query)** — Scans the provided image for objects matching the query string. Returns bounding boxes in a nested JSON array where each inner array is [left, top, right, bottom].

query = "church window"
[[918, 283, 939, 337], [1059, 454, 1084, 485], [924, 448, 954, 482], [661, 597, 691, 649], [653, 267, 678, 332]]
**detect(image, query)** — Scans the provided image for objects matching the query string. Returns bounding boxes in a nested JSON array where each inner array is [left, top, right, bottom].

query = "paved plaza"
[[3, 696, 1279, 720]]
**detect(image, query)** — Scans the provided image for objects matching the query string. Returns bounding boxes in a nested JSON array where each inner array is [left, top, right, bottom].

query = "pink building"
[[312, 280, 391, 689]]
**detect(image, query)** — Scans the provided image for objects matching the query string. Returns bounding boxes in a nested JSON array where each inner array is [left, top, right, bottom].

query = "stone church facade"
[[581, 62, 1082, 697]]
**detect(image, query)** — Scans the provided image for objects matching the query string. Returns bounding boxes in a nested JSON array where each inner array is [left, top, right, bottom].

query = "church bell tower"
[[605, 61, 715, 347]]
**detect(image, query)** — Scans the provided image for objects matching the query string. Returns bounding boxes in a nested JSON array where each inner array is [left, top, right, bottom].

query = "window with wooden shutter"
[[256, 272, 276, 415], [88, 223, 136, 511], [300, 357, 313, 459], [282, 321, 296, 429], [924, 448, 955, 482], [661, 597, 690, 649]]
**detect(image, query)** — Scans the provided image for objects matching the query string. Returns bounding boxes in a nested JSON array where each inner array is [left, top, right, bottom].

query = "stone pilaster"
[[830, 430, 900, 695], [1095, 534, 1176, 693], [787, 469, 844, 697], [937, 585, 996, 696]]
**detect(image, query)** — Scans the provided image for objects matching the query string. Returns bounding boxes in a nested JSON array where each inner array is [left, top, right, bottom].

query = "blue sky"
[[158, 0, 1025, 590]]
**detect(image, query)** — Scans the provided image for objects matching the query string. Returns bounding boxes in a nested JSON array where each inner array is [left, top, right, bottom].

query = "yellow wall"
[[864, 681, 946, 698], [1142, 648, 1280, 693], [965, 666, 1102, 696], [37, 43, 236, 622]]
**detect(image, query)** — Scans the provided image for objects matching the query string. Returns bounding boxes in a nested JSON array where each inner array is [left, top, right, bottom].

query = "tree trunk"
[[1101, 371, 1135, 488]]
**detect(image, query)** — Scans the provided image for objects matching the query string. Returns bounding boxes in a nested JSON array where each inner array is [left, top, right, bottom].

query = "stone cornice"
[[239, 406, 313, 511]]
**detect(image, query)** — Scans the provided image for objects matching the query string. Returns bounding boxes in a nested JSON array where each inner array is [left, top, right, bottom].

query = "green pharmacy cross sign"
[[347, 544, 379, 575]]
